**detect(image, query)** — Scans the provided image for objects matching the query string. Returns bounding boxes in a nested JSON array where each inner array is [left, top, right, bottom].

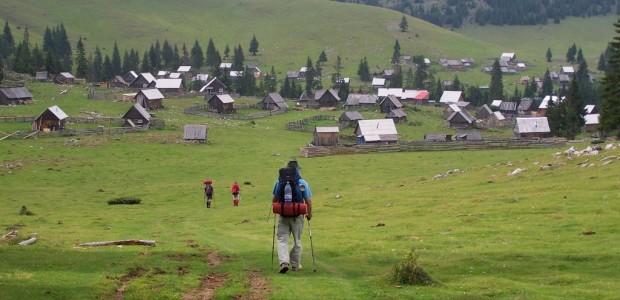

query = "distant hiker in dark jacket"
[[203, 180, 214, 208], [231, 181, 240, 206], [272, 160, 313, 274]]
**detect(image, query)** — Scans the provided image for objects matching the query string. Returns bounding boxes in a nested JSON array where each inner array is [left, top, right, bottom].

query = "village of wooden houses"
[[0, 50, 599, 152]]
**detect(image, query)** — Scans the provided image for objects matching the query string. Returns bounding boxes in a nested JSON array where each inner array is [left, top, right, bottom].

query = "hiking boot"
[[292, 264, 302, 271], [279, 263, 289, 274]]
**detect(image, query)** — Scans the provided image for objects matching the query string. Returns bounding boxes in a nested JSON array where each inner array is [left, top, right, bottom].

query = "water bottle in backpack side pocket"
[[284, 182, 292, 204]]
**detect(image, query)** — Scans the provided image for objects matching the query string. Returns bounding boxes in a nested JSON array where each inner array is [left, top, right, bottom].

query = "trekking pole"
[[271, 213, 277, 269], [307, 219, 316, 272]]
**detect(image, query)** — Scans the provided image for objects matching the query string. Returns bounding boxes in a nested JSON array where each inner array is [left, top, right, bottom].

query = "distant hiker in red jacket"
[[231, 181, 240, 206]]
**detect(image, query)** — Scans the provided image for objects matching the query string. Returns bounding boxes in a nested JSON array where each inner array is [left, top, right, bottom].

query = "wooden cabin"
[[206, 94, 235, 113], [379, 95, 403, 113], [313, 126, 340, 146], [55, 72, 75, 84], [260, 93, 288, 110], [514, 117, 550, 138], [134, 89, 164, 110], [184, 125, 207, 143], [0, 87, 33, 105], [385, 108, 407, 123], [122, 103, 151, 128], [355, 119, 398, 144], [32, 106, 68, 131]]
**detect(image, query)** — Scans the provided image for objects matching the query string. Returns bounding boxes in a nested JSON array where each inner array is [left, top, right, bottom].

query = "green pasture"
[[1, 82, 619, 299]]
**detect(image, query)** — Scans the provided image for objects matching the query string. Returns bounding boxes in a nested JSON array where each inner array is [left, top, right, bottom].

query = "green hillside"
[[0, 0, 499, 87], [0, 0, 616, 91]]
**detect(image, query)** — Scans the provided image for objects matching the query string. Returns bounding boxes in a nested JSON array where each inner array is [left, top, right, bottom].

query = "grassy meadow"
[[1, 81, 619, 299]]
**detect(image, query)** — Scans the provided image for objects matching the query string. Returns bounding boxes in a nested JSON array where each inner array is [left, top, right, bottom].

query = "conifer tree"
[[161, 40, 174, 68], [332, 55, 343, 85], [31, 44, 45, 72], [600, 18, 620, 137], [103, 55, 113, 80], [318, 50, 327, 65], [489, 59, 504, 100], [206, 38, 220, 69], [400, 15, 408, 32], [112, 42, 122, 76], [357, 57, 371, 82], [304, 56, 316, 97], [93, 46, 103, 82], [249, 34, 259, 56], [598, 53, 607, 72], [224, 44, 230, 60], [546, 47, 552, 62], [566, 43, 577, 63], [190, 40, 204, 70], [181, 43, 190, 65], [233, 44, 245, 70], [392, 39, 401, 64], [281, 76, 291, 98], [541, 69, 554, 97], [1, 21, 15, 58], [75, 37, 89, 78], [140, 52, 150, 72]]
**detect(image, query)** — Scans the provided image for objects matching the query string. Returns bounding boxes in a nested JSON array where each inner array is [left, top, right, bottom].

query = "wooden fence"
[[285, 115, 342, 132], [184, 104, 286, 119], [300, 138, 567, 157]]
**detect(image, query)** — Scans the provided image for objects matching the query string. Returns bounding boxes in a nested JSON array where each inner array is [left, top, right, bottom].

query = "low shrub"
[[392, 248, 436, 286], [107, 197, 141, 205]]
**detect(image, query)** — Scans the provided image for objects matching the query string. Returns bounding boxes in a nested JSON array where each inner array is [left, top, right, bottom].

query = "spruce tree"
[[140, 52, 150, 72], [598, 53, 607, 72], [546, 47, 552, 62], [206, 38, 220, 69], [281, 76, 291, 98], [400, 15, 408, 32], [489, 59, 504, 100], [93, 46, 103, 82], [31, 44, 45, 71], [224, 44, 230, 60], [190, 40, 204, 69], [103, 55, 113, 80], [576, 47, 584, 65], [541, 69, 554, 96], [600, 18, 620, 137], [112, 42, 122, 76], [161, 40, 174, 68], [392, 39, 401, 64], [332, 55, 343, 85], [1, 21, 15, 59], [249, 34, 259, 56], [318, 50, 327, 65], [75, 37, 89, 78], [233, 44, 245, 70], [304, 56, 315, 97], [566, 43, 577, 63], [357, 57, 371, 82]]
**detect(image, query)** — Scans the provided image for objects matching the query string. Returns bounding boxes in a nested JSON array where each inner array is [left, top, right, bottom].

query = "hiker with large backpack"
[[203, 180, 214, 208], [272, 159, 313, 274]]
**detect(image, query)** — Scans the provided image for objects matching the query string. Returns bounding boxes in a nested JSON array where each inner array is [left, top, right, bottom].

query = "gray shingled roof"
[[0, 87, 33, 99]]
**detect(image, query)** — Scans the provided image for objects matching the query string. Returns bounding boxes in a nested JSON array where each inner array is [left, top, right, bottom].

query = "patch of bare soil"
[[234, 269, 270, 300], [182, 273, 229, 300], [109, 267, 147, 300]]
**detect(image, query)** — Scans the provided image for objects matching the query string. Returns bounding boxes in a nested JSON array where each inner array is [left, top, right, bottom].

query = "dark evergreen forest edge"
[[334, 0, 618, 28]]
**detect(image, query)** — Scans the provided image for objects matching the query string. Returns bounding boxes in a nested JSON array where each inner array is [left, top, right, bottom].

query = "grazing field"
[[1, 82, 619, 299]]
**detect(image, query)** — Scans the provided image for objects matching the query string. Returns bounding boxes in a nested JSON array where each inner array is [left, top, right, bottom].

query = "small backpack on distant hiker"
[[273, 167, 307, 217], [204, 180, 214, 208]]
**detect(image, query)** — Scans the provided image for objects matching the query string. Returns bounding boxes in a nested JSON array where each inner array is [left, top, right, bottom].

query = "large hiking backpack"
[[273, 167, 307, 217], [204, 184, 213, 196]]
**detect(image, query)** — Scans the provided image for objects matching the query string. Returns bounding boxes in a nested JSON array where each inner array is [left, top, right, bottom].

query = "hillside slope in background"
[[0, 0, 615, 88]]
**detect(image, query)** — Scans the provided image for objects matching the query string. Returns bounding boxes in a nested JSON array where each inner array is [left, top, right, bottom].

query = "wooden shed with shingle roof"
[[122, 103, 151, 128], [184, 125, 207, 143], [313, 126, 340, 146], [32, 106, 68, 131], [0, 87, 33, 105]]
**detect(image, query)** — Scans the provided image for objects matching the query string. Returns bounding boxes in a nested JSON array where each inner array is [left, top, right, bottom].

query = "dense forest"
[[334, 0, 617, 28]]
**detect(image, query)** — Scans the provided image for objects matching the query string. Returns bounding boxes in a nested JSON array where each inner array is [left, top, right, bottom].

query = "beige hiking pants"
[[277, 215, 304, 268]]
